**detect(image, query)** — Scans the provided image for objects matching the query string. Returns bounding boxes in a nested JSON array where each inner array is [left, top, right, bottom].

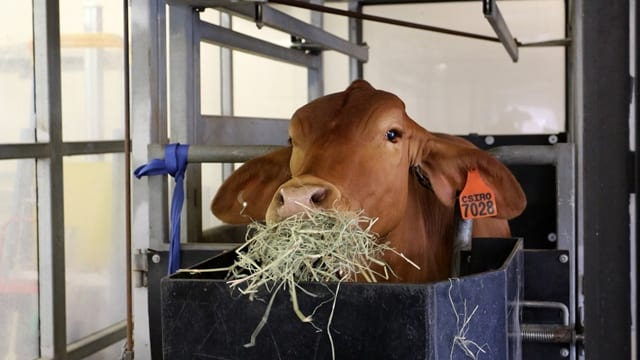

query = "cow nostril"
[[277, 190, 285, 206], [310, 188, 327, 205]]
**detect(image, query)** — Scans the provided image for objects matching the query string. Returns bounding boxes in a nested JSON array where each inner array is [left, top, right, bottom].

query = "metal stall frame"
[[130, 0, 367, 357], [130, 0, 636, 359]]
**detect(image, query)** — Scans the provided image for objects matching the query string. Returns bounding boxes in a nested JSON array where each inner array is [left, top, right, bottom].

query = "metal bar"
[[149, 144, 283, 163], [220, 11, 235, 181], [0, 143, 50, 159], [123, 0, 134, 354], [489, 145, 563, 165], [33, 0, 67, 358], [199, 20, 320, 68], [348, 0, 363, 81], [170, 4, 202, 243], [581, 1, 632, 358], [67, 321, 127, 360], [520, 300, 570, 326], [198, 115, 289, 146], [130, 0, 168, 357], [61, 140, 126, 155], [308, 0, 324, 101], [219, 3, 368, 61], [568, 3, 585, 359], [483, 0, 519, 62], [270, 0, 501, 43]]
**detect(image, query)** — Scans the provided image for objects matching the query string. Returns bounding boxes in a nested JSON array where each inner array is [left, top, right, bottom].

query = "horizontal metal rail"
[[199, 19, 320, 68], [149, 144, 282, 162], [221, 3, 368, 61], [67, 320, 127, 360], [489, 144, 571, 165], [0, 140, 125, 160]]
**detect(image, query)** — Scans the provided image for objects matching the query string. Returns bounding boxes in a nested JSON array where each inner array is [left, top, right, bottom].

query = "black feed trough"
[[161, 237, 523, 360]]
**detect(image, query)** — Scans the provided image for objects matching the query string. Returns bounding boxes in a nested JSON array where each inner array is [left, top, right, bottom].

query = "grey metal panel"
[[581, 0, 632, 358], [33, 0, 67, 358], [199, 20, 320, 68], [219, 3, 369, 61], [197, 115, 289, 146], [67, 321, 127, 360]]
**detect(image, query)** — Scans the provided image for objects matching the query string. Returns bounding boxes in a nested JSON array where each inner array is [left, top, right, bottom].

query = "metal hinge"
[[133, 249, 149, 288]]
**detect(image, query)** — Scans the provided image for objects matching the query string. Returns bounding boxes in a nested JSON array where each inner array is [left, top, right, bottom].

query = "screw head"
[[559, 254, 569, 264], [484, 135, 495, 146], [152, 254, 161, 264], [560, 347, 569, 357], [548, 135, 559, 144], [547, 233, 558, 242]]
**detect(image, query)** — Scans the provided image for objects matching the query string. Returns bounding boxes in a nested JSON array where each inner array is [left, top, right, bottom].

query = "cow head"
[[211, 80, 526, 280]]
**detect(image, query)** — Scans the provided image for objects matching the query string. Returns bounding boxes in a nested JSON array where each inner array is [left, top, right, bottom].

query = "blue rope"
[[134, 143, 189, 274]]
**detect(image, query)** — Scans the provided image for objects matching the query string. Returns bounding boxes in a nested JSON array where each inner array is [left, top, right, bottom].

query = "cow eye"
[[386, 129, 401, 143]]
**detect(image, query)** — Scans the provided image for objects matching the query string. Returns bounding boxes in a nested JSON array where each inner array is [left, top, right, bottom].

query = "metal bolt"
[[484, 135, 495, 146], [560, 347, 569, 357], [559, 254, 569, 264], [152, 254, 161, 264], [548, 135, 559, 144], [547, 233, 557, 242]]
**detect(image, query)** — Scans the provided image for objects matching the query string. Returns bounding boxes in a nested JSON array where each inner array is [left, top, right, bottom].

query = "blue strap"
[[134, 143, 189, 274]]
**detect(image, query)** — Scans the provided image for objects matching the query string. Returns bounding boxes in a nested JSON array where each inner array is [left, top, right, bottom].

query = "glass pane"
[[64, 154, 126, 344], [0, 3, 35, 143], [0, 160, 39, 359], [60, 0, 124, 141], [363, 1, 565, 135]]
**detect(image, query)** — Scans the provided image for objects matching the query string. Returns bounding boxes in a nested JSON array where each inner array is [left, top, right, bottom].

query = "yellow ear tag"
[[459, 169, 498, 220]]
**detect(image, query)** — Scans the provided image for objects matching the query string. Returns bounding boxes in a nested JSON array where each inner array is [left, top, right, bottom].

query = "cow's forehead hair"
[[290, 86, 407, 138]]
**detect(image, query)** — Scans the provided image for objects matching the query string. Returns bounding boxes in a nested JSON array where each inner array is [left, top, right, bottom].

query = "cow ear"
[[416, 132, 526, 220], [211, 147, 292, 224]]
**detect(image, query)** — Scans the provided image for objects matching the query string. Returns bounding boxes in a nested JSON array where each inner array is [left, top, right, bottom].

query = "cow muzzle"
[[265, 176, 343, 223]]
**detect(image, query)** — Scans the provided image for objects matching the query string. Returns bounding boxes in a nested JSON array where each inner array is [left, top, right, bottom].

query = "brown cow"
[[211, 80, 526, 283]]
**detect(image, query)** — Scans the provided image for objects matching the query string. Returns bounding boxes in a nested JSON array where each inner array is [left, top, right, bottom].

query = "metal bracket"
[[290, 36, 323, 55], [133, 249, 149, 288]]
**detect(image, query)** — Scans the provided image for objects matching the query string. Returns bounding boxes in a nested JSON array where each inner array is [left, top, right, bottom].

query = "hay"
[[225, 206, 419, 350], [448, 278, 489, 360]]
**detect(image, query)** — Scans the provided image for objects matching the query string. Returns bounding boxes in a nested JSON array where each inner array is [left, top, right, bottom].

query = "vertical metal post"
[[220, 11, 235, 181], [169, 5, 202, 242], [568, 4, 586, 357], [130, 0, 168, 357], [581, 0, 632, 358], [33, 0, 67, 358], [308, 0, 324, 100], [348, 0, 363, 81]]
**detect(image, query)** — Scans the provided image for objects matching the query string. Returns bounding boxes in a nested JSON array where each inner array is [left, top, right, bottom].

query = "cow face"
[[211, 80, 526, 241]]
